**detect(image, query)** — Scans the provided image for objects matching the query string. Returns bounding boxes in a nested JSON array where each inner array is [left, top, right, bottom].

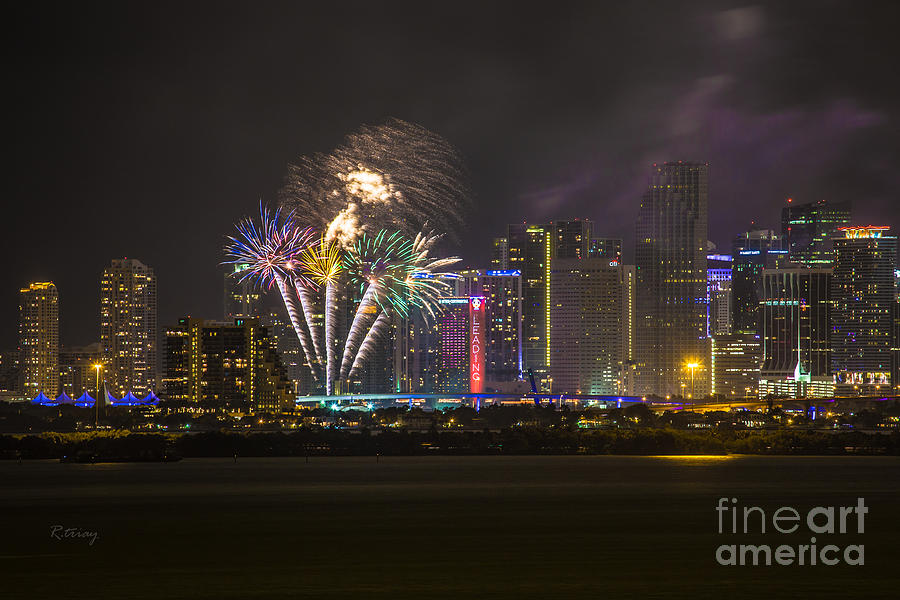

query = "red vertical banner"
[[469, 296, 485, 393]]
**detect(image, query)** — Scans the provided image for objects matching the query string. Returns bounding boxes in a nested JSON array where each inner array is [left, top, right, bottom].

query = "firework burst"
[[280, 118, 470, 248]]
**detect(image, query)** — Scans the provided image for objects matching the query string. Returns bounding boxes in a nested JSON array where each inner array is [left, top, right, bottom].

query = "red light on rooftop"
[[786, 198, 792, 203]]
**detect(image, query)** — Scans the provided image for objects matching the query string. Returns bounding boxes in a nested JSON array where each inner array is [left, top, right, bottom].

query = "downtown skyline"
[[5, 2, 900, 351]]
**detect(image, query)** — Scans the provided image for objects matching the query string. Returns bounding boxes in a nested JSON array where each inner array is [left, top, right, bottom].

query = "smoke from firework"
[[279, 118, 470, 247]]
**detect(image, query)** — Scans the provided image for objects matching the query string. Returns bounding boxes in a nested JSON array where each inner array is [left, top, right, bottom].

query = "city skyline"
[[5, 2, 900, 351]]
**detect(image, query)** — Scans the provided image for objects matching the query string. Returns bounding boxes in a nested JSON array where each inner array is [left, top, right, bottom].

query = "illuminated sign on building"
[[438, 298, 469, 305], [838, 226, 891, 239], [469, 296, 485, 393], [485, 270, 522, 277]]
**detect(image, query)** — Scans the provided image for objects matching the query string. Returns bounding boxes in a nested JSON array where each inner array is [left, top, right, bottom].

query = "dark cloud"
[[3, 1, 899, 349]]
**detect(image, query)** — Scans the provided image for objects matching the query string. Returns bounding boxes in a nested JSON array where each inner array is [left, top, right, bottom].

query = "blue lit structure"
[[75, 392, 96, 408], [30, 392, 56, 406], [56, 392, 74, 405]]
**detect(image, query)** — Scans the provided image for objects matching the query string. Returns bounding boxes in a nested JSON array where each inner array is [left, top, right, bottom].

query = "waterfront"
[[3, 456, 899, 598]]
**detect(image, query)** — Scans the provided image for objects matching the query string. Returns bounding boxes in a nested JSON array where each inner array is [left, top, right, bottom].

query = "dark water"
[[3, 456, 899, 599]]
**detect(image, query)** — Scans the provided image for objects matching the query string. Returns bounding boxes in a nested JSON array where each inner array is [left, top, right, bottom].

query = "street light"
[[92, 364, 102, 428]]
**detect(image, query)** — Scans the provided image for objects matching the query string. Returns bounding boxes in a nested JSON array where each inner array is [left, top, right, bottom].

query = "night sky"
[[5, 1, 900, 350]]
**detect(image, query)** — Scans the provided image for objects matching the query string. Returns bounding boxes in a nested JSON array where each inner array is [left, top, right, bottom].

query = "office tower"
[[552, 219, 593, 259], [58, 343, 101, 397], [831, 226, 898, 396], [434, 297, 485, 394], [507, 223, 552, 388], [224, 264, 263, 319], [100, 258, 158, 395], [589, 238, 623, 264], [635, 161, 709, 397], [731, 229, 788, 334], [491, 237, 509, 269], [621, 264, 636, 394], [549, 258, 624, 395], [18, 282, 59, 397], [711, 333, 761, 398], [394, 311, 438, 394], [782, 199, 851, 267], [707, 254, 733, 337], [454, 269, 523, 383], [164, 317, 293, 412], [759, 268, 833, 398]]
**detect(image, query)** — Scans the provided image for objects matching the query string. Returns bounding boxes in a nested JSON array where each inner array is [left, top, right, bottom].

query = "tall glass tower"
[[635, 161, 709, 397]]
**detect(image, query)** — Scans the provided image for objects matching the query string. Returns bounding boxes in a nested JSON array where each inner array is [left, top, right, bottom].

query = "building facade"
[[549, 258, 624, 395], [759, 268, 833, 398], [831, 226, 898, 396], [164, 317, 293, 413], [58, 343, 101, 398], [711, 333, 761, 398], [782, 199, 851, 267], [731, 229, 788, 334], [507, 223, 552, 388], [18, 282, 59, 397], [635, 161, 709, 397], [100, 258, 158, 395]]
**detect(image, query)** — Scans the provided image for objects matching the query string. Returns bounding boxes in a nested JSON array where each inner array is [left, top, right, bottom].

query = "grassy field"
[[3, 455, 899, 599]]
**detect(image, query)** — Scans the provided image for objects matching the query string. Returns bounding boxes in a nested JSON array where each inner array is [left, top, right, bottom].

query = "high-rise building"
[[58, 343, 101, 397], [455, 270, 523, 382], [635, 161, 709, 397], [759, 268, 833, 398], [434, 297, 486, 394], [549, 258, 624, 395], [831, 226, 898, 396], [507, 223, 552, 388], [731, 230, 788, 334], [621, 264, 637, 393], [707, 254, 733, 337], [589, 238, 623, 264], [491, 237, 509, 269], [164, 317, 293, 413], [552, 219, 593, 259], [782, 199, 851, 267], [224, 264, 263, 319], [100, 259, 158, 395], [18, 282, 59, 397], [711, 333, 761, 398]]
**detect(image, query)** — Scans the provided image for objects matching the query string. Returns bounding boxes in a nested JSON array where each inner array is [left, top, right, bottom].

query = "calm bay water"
[[3, 455, 899, 599]]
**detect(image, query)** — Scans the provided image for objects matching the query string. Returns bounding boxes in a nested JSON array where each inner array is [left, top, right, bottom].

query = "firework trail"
[[279, 118, 470, 248], [223, 206, 321, 381], [300, 237, 342, 394], [349, 311, 391, 378], [339, 229, 460, 381]]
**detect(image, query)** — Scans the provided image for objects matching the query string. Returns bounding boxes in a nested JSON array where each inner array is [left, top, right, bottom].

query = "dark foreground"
[[4, 456, 900, 599]]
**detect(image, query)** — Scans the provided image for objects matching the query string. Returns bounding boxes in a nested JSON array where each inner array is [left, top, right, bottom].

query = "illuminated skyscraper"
[[491, 237, 509, 269], [711, 333, 761, 398], [759, 268, 833, 398], [782, 199, 851, 267], [552, 219, 593, 259], [18, 282, 59, 397], [434, 297, 486, 394], [549, 258, 624, 395], [707, 254, 733, 337], [731, 229, 788, 334], [164, 317, 293, 412], [831, 226, 898, 396], [100, 259, 158, 395], [455, 269, 523, 382], [507, 223, 552, 388], [635, 161, 709, 397], [224, 264, 262, 319]]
